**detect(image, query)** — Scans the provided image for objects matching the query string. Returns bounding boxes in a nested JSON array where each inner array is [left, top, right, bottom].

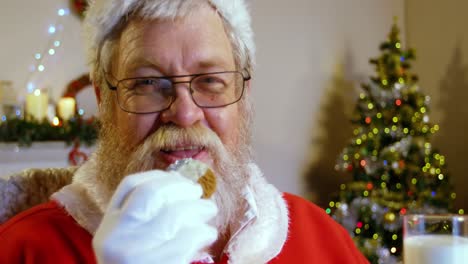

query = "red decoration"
[[356, 222, 363, 228], [366, 183, 374, 190], [400, 208, 407, 215], [395, 99, 402, 106], [68, 141, 88, 166], [360, 160, 367, 167], [63, 74, 91, 98], [71, 0, 88, 19], [365, 117, 372, 124], [399, 160, 405, 168], [347, 164, 354, 172]]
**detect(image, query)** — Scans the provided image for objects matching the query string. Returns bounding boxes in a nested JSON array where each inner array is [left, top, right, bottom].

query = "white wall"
[[0, 0, 87, 102], [0, 0, 405, 205], [251, 0, 404, 203], [406, 0, 468, 210]]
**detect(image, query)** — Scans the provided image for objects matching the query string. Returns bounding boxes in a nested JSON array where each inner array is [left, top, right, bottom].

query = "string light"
[[48, 25, 57, 34], [25, 7, 69, 94]]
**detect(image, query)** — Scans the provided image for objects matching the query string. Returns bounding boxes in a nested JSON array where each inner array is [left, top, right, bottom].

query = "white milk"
[[404, 235, 468, 264]]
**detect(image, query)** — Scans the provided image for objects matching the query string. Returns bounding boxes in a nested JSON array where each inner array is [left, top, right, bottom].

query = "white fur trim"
[[51, 156, 106, 234], [226, 163, 289, 264], [51, 161, 289, 262]]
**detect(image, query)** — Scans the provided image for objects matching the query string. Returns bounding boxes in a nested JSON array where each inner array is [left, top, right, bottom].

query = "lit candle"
[[404, 235, 468, 264], [26, 89, 48, 121], [58, 97, 76, 121]]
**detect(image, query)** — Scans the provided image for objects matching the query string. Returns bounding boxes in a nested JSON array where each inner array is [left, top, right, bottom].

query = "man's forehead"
[[116, 12, 235, 76]]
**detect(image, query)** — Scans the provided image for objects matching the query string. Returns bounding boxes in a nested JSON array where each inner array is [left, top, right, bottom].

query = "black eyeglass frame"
[[105, 70, 251, 114]]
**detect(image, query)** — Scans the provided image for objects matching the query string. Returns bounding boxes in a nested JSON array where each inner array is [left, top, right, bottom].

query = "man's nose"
[[159, 83, 204, 127]]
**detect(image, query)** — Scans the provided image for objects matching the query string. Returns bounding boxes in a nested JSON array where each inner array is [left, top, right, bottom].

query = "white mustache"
[[125, 123, 225, 173]]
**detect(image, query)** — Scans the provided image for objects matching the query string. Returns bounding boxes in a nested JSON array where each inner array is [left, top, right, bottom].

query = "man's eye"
[[194, 75, 227, 93], [198, 76, 223, 84], [132, 78, 169, 94]]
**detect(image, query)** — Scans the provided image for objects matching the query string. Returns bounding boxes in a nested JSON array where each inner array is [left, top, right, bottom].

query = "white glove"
[[92, 170, 218, 264]]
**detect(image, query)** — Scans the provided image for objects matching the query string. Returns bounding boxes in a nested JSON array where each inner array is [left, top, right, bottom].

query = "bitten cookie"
[[167, 158, 217, 199]]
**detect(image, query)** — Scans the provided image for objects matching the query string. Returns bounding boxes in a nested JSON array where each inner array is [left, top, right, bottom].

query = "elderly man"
[[0, 0, 368, 263]]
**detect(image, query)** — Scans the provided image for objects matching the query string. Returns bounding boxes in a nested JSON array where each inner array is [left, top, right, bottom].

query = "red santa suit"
[[0, 160, 368, 264]]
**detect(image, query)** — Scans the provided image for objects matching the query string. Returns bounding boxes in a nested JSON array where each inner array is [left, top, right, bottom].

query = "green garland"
[[0, 117, 99, 147]]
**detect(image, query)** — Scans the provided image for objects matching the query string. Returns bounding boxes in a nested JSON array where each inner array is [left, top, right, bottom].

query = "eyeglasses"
[[106, 71, 251, 114]]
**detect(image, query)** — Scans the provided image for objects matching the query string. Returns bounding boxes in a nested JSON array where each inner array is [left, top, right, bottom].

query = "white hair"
[[83, 0, 255, 84]]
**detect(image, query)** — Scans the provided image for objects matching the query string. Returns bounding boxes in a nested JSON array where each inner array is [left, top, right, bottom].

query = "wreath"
[[62, 73, 92, 98], [71, 0, 88, 19]]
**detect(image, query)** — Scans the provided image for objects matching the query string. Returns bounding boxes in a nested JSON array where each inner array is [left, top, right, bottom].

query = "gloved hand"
[[92, 170, 218, 264]]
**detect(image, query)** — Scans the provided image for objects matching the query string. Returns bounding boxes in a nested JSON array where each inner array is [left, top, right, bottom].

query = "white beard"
[[94, 120, 252, 235]]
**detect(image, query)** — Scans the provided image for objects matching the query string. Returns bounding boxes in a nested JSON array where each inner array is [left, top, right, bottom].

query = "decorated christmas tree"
[[326, 22, 463, 263]]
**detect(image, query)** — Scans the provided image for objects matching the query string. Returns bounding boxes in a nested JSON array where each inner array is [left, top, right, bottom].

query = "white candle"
[[26, 89, 48, 121], [58, 97, 76, 121], [404, 235, 468, 264]]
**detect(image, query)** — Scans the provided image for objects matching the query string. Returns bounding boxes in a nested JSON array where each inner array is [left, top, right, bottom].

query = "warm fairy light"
[[52, 116, 60, 126], [391, 247, 397, 254], [329, 201, 335, 208], [438, 174, 444, 180], [34, 89, 41, 96], [376, 113, 382, 119], [459, 209, 465, 215], [392, 234, 398, 240], [368, 103, 374, 110], [395, 42, 401, 48]]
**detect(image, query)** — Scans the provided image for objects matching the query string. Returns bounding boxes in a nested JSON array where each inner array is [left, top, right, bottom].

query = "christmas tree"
[[326, 21, 463, 264]]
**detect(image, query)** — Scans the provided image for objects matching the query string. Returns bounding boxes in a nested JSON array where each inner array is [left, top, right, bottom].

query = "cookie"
[[167, 158, 217, 199]]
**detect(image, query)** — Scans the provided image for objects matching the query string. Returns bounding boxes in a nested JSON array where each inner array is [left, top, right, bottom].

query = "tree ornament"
[[384, 212, 397, 224]]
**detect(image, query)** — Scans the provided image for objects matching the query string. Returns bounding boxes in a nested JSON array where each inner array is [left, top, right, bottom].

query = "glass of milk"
[[403, 214, 468, 264]]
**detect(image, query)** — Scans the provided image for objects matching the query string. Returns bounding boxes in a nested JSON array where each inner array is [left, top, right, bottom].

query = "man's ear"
[[245, 80, 251, 94], [94, 82, 102, 105]]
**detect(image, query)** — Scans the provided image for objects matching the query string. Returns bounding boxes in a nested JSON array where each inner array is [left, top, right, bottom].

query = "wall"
[[0, 0, 405, 206], [250, 0, 404, 205], [0, 0, 87, 102], [406, 0, 468, 210]]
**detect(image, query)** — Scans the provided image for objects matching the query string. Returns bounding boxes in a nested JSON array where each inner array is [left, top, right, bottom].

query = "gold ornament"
[[384, 212, 397, 224]]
